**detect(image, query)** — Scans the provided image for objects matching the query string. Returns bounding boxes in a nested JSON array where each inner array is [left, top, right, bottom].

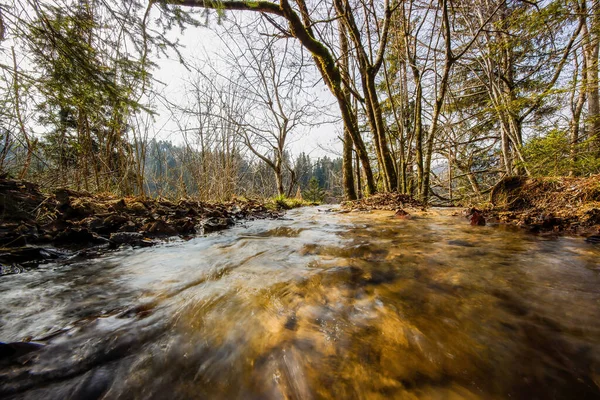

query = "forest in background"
[[1, 0, 600, 204]]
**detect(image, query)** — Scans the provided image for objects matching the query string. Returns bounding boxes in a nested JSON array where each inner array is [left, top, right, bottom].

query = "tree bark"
[[339, 19, 357, 200], [336, 0, 397, 191], [583, 0, 600, 148]]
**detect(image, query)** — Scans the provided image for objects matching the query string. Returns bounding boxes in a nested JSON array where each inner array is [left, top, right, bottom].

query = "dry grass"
[[487, 175, 600, 231], [341, 192, 424, 211]]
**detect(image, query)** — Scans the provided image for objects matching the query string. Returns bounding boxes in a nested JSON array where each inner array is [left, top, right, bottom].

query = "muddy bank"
[[484, 175, 600, 235], [0, 178, 280, 272]]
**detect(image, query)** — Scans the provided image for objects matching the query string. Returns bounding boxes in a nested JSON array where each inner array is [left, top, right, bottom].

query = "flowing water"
[[1, 207, 600, 399]]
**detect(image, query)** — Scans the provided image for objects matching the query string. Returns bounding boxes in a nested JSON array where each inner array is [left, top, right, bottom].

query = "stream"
[[1, 207, 600, 399]]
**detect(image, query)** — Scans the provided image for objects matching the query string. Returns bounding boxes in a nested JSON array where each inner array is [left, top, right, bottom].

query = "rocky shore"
[[0, 178, 281, 273]]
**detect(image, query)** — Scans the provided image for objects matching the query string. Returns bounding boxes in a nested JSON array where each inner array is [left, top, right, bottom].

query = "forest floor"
[[0, 177, 281, 274], [340, 176, 600, 238], [340, 192, 425, 212], [483, 175, 600, 236]]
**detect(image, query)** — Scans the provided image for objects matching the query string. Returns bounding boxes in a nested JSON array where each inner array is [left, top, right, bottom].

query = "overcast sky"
[[150, 14, 344, 160]]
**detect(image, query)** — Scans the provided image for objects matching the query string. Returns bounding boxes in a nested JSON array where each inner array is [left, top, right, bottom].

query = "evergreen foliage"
[[303, 177, 326, 203]]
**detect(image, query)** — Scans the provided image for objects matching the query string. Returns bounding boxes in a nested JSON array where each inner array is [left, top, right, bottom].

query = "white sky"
[[150, 15, 344, 160]]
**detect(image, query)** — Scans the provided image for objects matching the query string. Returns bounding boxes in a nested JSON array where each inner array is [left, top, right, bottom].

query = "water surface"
[[1, 207, 599, 399]]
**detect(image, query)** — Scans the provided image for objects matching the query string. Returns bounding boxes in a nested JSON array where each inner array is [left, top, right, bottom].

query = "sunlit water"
[[1, 207, 600, 399]]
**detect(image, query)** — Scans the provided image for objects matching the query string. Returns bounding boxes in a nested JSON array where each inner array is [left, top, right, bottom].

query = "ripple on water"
[[1, 207, 600, 399]]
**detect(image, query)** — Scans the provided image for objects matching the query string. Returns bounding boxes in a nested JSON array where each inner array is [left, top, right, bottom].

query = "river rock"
[[54, 228, 107, 245], [394, 209, 411, 220], [585, 235, 600, 244], [172, 218, 196, 234], [0, 341, 44, 364], [470, 209, 486, 226], [0, 223, 38, 246], [0, 264, 24, 275], [205, 209, 225, 218], [118, 220, 139, 232], [102, 214, 129, 229], [0, 246, 67, 265], [0, 176, 280, 265], [127, 201, 147, 214], [200, 217, 233, 233], [110, 232, 143, 245], [107, 199, 127, 212], [141, 220, 178, 236]]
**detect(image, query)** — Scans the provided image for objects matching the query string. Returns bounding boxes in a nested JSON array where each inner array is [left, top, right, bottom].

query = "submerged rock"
[[585, 235, 600, 244], [0, 246, 67, 265], [0, 341, 44, 364]]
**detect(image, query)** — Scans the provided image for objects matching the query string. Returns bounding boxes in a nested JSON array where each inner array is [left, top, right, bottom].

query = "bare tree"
[[212, 17, 320, 197]]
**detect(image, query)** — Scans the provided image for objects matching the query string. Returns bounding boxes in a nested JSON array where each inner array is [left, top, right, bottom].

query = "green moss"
[[267, 195, 316, 210]]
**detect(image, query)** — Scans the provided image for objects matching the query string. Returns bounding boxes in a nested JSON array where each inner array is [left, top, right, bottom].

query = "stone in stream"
[[469, 209, 486, 226], [0, 341, 44, 364], [393, 209, 412, 220], [0, 264, 24, 275], [0, 246, 68, 265], [585, 235, 600, 244]]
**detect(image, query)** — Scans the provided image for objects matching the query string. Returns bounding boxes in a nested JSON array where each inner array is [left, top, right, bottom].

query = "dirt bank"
[[340, 177, 600, 237], [485, 175, 600, 235], [0, 177, 280, 273]]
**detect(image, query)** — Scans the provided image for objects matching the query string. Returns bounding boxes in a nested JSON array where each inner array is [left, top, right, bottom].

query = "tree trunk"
[[339, 19, 357, 200], [275, 164, 284, 197], [571, 49, 587, 174], [365, 72, 397, 191], [583, 0, 600, 148], [343, 129, 357, 200], [355, 148, 362, 198]]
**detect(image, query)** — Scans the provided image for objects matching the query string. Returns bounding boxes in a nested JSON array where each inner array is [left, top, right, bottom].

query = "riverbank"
[[0, 177, 281, 273], [3, 174, 599, 272], [484, 175, 600, 235], [340, 176, 600, 238]]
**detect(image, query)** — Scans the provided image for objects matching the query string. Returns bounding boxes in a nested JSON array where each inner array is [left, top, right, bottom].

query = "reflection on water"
[[1, 207, 600, 399]]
